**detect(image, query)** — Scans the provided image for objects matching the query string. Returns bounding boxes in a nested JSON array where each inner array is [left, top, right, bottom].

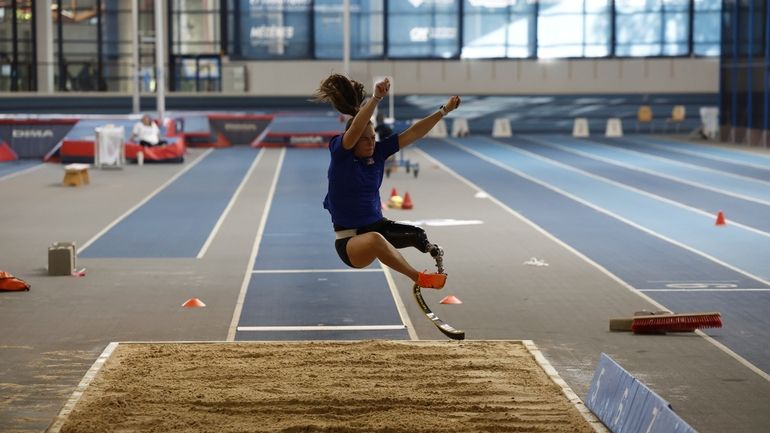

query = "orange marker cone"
[[390, 187, 398, 198], [182, 298, 206, 308], [439, 295, 462, 304], [715, 211, 726, 226], [402, 192, 413, 210]]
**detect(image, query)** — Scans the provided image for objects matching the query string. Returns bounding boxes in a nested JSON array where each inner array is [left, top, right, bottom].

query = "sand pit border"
[[46, 340, 609, 433]]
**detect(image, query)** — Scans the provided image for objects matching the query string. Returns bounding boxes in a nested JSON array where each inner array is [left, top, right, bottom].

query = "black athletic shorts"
[[333, 218, 427, 268]]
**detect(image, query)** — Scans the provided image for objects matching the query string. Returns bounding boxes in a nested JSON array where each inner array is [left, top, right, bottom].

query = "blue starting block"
[[586, 353, 698, 433]]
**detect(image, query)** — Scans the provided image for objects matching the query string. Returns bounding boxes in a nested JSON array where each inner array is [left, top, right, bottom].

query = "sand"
[[58, 340, 597, 433]]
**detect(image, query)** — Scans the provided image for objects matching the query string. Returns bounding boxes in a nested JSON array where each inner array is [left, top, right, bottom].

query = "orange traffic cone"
[[182, 298, 206, 308], [402, 192, 413, 210], [715, 211, 726, 226], [390, 187, 398, 198], [439, 295, 462, 304]]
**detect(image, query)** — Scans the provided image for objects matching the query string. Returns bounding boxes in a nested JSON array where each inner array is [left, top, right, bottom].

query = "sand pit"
[[54, 340, 602, 433]]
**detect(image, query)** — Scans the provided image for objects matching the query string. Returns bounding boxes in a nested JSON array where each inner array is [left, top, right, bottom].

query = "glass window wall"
[[461, 0, 536, 59]]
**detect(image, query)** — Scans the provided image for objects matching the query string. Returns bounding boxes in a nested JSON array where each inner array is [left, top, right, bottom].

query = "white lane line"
[[417, 144, 770, 383], [46, 342, 120, 433], [490, 136, 770, 240], [197, 148, 265, 259], [227, 148, 285, 342], [79, 148, 214, 253], [251, 268, 383, 274], [447, 138, 770, 289], [380, 262, 418, 340], [569, 134, 770, 187], [641, 289, 770, 292], [0, 163, 45, 182], [625, 136, 770, 171], [524, 136, 770, 207], [236, 325, 406, 332]]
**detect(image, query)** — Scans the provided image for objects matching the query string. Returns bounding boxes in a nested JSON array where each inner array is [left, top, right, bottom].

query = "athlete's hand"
[[374, 78, 390, 99], [444, 96, 461, 112]]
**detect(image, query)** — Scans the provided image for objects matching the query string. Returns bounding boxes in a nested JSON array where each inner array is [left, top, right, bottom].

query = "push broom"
[[610, 311, 722, 334]]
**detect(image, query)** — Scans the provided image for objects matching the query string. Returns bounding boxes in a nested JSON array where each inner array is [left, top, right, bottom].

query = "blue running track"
[[417, 136, 770, 374], [235, 148, 409, 341], [0, 160, 40, 180], [81, 147, 259, 258]]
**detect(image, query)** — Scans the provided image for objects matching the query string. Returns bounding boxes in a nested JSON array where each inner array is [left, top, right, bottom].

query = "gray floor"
[[1, 145, 768, 433]]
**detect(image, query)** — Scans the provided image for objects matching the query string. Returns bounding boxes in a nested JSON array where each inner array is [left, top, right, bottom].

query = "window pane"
[[237, 0, 312, 59], [693, 0, 721, 56], [538, 0, 610, 58], [314, 0, 384, 59], [462, 0, 534, 59], [615, 0, 662, 56], [173, 0, 221, 55], [388, 0, 459, 58]]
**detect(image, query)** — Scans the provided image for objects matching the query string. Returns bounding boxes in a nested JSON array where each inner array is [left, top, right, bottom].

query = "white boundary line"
[[523, 340, 610, 433], [380, 262, 418, 340], [485, 136, 770, 240], [237, 325, 405, 332], [251, 268, 382, 274], [196, 148, 265, 258], [46, 342, 119, 433], [524, 135, 770, 207], [227, 148, 285, 341], [416, 146, 770, 383], [565, 134, 770, 187], [626, 136, 770, 170], [446, 138, 770, 288], [79, 148, 214, 253], [641, 288, 770, 292], [0, 162, 45, 182]]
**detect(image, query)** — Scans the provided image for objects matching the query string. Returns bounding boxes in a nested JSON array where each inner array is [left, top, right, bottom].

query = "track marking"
[[236, 325, 406, 332], [251, 268, 382, 274], [0, 163, 44, 182], [46, 342, 119, 433], [446, 138, 770, 288], [79, 148, 214, 253], [641, 289, 770, 292], [197, 148, 265, 258], [624, 136, 770, 171], [380, 263, 419, 340], [417, 144, 770, 383], [489, 136, 770, 240], [227, 148, 285, 342], [567, 135, 770, 187], [522, 135, 770, 207]]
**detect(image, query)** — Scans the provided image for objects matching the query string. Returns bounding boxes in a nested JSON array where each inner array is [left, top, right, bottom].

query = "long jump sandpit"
[[48, 340, 607, 433]]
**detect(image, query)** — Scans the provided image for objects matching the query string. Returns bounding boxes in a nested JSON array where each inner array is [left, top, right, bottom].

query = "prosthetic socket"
[[377, 221, 445, 274]]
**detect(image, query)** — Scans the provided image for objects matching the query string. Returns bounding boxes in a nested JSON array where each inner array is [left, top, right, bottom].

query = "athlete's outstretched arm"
[[398, 95, 461, 149], [342, 78, 390, 150]]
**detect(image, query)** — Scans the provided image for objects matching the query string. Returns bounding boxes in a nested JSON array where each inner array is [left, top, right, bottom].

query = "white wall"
[[233, 57, 718, 96]]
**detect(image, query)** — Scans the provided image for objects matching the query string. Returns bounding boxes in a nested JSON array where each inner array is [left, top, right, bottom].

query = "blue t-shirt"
[[323, 133, 400, 228]]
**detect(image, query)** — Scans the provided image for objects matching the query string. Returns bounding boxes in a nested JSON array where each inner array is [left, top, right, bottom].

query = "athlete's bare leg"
[[346, 232, 420, 281]]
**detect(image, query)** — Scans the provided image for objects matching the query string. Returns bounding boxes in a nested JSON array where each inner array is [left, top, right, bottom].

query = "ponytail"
[[312, 74, 366, 117]]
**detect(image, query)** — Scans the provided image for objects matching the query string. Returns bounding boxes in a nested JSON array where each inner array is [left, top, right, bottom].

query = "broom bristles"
[[631, 312, 722, 333]]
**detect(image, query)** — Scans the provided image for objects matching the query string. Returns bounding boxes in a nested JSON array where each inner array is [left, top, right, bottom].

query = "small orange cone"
[[402, 192, 413, 210], [715, 211, 726, 226], [390, 187, 398, 198], [182, 298, 206, 308], [439, 295, 462, 304]]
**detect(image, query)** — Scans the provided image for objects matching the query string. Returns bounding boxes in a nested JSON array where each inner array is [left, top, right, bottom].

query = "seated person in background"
[[131, 115, 167, 147]]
